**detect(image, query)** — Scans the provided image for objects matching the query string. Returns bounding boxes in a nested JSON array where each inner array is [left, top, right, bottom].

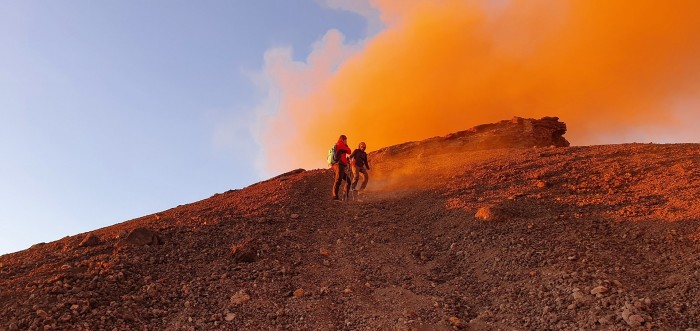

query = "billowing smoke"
[[255, 0, 700, 175]]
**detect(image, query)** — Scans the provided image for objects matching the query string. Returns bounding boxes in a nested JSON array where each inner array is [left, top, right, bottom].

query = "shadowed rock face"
[[369, 116, 569, 163]]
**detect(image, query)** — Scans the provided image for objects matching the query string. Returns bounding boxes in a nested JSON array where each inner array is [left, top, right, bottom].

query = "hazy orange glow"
[[261, 1, 700, 174]]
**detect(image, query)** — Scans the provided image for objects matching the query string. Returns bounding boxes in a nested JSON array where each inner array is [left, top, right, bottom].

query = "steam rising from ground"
[[254, 1, 700, 175]]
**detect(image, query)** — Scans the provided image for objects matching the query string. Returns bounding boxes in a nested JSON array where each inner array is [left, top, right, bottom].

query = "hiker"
[[332, 135, 352, 201], [350, 142, 370, 192]]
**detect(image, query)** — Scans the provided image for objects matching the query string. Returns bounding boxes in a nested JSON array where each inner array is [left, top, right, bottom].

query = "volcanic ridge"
[[2, 117, 700, 331]]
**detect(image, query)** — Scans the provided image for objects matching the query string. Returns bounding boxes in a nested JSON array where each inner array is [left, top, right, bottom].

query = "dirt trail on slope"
[[2, 142, 700, 330]]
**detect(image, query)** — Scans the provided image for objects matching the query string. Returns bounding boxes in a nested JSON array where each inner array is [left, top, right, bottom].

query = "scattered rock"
[[36, 309, 48, 319], [625, 314, 645, 327], [475, 207, 495, 221], [78, 233, 101, 247], [230, 290, 250, 305], [293, 289, 305, 297], [572, 289, 591, 303], [115, 230, 128, 239], [119, 228, 163, 246], [590, 286, 608, 296], [224, 313, 236, 321], [449, 316, 464, 328], [231, 238, 257, 263], [290, 214, 300, 219], [598, 315, 612, 325], [319, 248, 331, 256]]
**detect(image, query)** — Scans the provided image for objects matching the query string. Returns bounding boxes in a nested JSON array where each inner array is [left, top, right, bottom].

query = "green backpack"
[[327, 145, 337, 167]]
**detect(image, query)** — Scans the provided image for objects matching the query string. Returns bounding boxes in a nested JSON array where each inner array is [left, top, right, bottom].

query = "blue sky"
[[0, 1, 370, 255]]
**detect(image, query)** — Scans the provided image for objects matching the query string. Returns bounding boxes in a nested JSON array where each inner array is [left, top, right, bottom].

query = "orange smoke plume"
[[258, 0, 700, 174]]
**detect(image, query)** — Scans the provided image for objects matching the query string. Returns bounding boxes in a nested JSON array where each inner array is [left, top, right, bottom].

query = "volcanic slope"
[[3, 129, 700, 330]]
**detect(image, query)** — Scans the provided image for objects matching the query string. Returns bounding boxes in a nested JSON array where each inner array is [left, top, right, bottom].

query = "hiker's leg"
[[351, 166, 359, 189], [342, 166, 352, 199], [359, 167, 369, 190], [332, 164, 342, 198]]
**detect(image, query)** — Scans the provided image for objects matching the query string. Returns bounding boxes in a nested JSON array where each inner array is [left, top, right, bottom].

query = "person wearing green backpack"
[[331, 135, 352, 201]]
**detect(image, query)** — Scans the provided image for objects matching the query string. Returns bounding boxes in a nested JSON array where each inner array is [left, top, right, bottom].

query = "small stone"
[[319, 287, 329, 295], [475, 207, 494, 221], [536, 180, 548, 188], [293, 288, 305, 297], [449, 316, 463, 328], [626, 314, 645, 327], [36, 309, 49, 319], [322, 259, 331, 267], [230, 239, 257, 263], [70, 304, 79, 310], [224, 313, 236, 322], [343, 287, 352, 295], [230, 290, 251, 304], [590, 286, 608, 296], [319, 248, 331, 256], [290, 214, 300, 219], [622, 308, 632, 321], [79, 233, 101, 247]]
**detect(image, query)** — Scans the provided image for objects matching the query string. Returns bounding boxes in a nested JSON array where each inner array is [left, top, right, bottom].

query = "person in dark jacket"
[[350, 142, 370, 192], [332, 135, 352, 201]]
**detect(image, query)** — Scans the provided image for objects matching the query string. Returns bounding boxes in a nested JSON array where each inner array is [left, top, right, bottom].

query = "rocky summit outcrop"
[[369, 116, 569, 164], [2, 117, 700, 331], [368, 116, 569, 190]]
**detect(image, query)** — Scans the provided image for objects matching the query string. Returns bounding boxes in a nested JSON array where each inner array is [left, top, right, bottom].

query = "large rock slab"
[[370, 116, 569, 162], [119, 227, 163, 246]]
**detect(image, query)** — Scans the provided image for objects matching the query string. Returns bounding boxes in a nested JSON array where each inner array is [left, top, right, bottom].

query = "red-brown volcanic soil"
[[2, 119, 700, 331]]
